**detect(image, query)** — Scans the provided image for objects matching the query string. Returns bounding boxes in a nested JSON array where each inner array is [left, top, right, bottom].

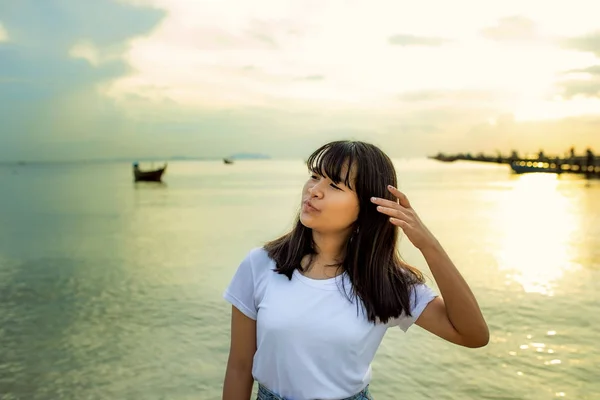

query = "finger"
[[387, 185, 411, 208], [376, 206, 409, 220], [389, 217, 409, 228], [370, 197, 409, 210]]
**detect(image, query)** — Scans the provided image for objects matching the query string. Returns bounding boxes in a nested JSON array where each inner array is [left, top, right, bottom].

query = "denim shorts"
[[257, 383, 373, 400]]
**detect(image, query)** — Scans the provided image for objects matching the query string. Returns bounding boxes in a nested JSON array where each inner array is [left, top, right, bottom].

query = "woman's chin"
[[299, 214, 317, 229]]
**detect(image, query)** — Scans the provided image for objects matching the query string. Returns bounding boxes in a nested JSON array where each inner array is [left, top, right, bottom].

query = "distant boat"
[[133, 162, 167, 182], [223, 158, 234, 164], [510, 161, 562, 174]]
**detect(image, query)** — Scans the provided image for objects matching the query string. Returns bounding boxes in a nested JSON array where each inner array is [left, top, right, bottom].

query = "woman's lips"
[[303, 200, 320, 212]]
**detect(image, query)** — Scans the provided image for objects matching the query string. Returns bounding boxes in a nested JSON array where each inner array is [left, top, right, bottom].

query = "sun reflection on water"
[[495, 174, 580, 296]]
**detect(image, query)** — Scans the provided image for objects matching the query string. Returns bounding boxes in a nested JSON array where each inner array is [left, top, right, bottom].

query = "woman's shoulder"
[[244, 246, 272, 262], [239, 246, 276, 275]]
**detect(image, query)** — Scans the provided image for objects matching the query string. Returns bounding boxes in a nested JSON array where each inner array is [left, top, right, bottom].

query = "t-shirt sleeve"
[[393, 283, 438, 332], [223, 250, 259, 320]]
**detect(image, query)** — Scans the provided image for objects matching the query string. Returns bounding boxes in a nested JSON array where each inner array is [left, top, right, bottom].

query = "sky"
[[1, 0, 599, 161]]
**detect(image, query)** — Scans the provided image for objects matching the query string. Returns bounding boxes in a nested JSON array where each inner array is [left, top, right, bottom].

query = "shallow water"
[[0, 159, 598, 399]]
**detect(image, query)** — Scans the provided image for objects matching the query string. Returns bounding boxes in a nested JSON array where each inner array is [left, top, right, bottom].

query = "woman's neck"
[[311, 230, 348, 263], [301, 230, 351, 278]]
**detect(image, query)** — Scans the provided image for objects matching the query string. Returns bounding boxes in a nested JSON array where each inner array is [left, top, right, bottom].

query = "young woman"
[[222, 140, 489, 400]]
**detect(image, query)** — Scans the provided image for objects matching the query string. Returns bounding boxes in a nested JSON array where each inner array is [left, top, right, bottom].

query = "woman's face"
[[299, 164, 359, 235]]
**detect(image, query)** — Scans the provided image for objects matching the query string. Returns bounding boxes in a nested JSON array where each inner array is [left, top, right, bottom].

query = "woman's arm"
[[222, 306, 257, 400], [372, 186, 489, 348], [415, 240, 489, 348]]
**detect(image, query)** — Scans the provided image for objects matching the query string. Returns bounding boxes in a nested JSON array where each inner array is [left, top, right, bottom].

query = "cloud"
[[2, 0, 600, 161], [68, 40, 125, 66], [166, 26, 278, 51], [108, 1, 600, 123], [480, 16, 538, 42], [244, 19, 306, 49], [388, 34, 448, 47], [555, 32, 600, 98], [460, 114, 600, 156], [558, 79, 600, 99], [561, 31, 600, 57], [398, 89, 500, 103], [299, 75, 325, 81], [0, 0, 165, 161], [0, 21, 8, 42], [397, 90, 515, 126], [556, 64, 600, 99], [566, 65, 600, 76]]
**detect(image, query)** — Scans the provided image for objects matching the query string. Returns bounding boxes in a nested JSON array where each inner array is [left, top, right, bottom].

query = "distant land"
[[0, 153, 272, 165], [168, 153, 270, 161], [228, 153, 270, 160]]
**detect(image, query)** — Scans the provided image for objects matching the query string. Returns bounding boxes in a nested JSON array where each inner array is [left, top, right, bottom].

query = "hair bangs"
[[306, 141, 357, 190]]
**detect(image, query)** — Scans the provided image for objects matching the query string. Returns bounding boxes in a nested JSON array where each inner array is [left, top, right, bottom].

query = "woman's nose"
[[308, 183, 323, 198]]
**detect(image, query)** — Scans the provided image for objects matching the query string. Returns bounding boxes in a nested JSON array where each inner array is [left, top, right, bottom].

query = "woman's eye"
[[330, 183, 342, 190], [310, 175, 318, 180]]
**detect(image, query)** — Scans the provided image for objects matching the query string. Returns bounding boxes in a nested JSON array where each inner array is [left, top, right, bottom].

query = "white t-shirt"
[[223, 247, 437, 400]]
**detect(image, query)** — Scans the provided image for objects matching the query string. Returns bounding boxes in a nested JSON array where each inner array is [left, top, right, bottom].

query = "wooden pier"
[[429, 151, 600, 179]]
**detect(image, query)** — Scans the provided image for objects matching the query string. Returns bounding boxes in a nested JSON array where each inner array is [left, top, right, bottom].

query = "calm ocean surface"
[[0, 159, 598, 400]]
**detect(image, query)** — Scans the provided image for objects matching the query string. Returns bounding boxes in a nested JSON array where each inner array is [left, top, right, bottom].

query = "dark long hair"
[[264, 140, 425, 324]]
